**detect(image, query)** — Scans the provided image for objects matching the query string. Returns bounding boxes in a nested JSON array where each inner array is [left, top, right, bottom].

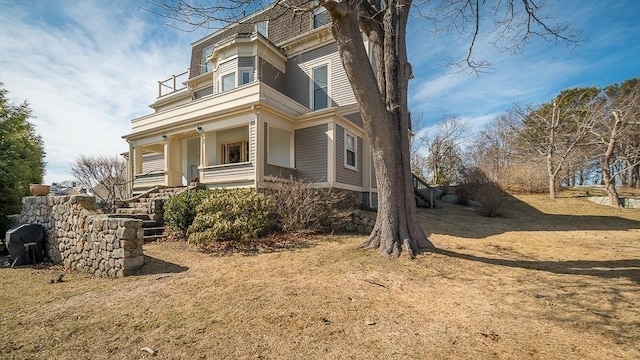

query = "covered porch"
[[128, 118, 259, 192]]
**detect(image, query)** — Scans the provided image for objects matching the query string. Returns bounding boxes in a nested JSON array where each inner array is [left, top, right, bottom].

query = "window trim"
[[312, 1, 329, 29], [202, 45, 214, 74], [344, 131, 357, 171], [239, 67, 254, 86], [220, 71, 237, 92], [221, 140, 250, 164], [255, 20, 268, 37], [310, 61, 330, 110]]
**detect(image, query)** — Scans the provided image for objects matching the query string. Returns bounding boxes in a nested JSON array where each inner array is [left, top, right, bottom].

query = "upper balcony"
[[157, 70, 189, 98]]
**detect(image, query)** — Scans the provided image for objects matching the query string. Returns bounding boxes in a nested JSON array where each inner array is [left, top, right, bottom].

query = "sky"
[[1, 0, 638, 184]]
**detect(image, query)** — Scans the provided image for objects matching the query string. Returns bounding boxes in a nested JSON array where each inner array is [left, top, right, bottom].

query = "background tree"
[[588, 78, 640, 207], [150, 0, 578, 257], [0, 84, 46, 234], [516, 87, 599, 198], [71, 155, 127, 212], [466, 112, 518, 187], [423, 116, 467, 185]]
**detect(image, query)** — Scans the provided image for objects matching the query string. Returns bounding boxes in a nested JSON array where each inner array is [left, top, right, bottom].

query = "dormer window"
[[312, 1, 329, 28], [255, 21, 268, 37], [202, 45, 214, 73]]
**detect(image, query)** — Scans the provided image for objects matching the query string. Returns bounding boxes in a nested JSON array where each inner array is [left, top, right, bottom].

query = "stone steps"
[[113, 186, 187, 244]]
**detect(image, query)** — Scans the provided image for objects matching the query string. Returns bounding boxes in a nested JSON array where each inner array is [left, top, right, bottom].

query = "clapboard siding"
[[249, 121, 256, 165], [294, 124, 327, 182], [214, 58, 239, 94], [284, 43, 356, 109], [194, 86, 213, 99], [202, 163, 254, 183], [264, 164, 297, 179], [371, 156, 377, 188], [344, 112, 363, 127], [259, 57, 285, 93], [238, 56, 255, 68], [335, 125, 363, 187], [142, 154, 164, 173]]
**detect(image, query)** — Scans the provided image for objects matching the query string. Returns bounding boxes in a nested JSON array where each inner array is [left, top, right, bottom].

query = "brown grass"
[[1, 193, 639, 359]]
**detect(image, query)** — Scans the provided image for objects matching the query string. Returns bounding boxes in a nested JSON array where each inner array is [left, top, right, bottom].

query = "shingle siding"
[[335, 125, 363, 187], [295, 124, 327, 182], [189, 0, 312, 79]]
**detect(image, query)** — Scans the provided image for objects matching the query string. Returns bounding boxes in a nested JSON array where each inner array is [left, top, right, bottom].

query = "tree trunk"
[[602, 112, 622, 208], [328, 0, 434, 257], [547, 152, 557, 199]]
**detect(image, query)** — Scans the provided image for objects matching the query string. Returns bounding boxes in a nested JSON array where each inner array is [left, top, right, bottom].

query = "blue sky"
[[1, 0, 638, 183]]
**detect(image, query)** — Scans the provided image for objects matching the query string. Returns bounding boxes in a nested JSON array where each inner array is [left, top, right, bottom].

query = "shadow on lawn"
[[421, 191, 640, 239], [129, 255, 189, 276], [435, 248, 640, 283]]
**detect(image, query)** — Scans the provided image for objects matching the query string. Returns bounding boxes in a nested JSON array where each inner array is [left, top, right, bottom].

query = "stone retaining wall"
[[20, 195, 144, 278]]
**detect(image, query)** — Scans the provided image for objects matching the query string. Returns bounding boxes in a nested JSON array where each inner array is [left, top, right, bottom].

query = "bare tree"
[[71, 155, 128, 212], [589, 79, 640, 207], [149, 0, 579, 257], [516, 87, 599, 198], [466, 112, 519, 187], [424, 116, 467, 185]]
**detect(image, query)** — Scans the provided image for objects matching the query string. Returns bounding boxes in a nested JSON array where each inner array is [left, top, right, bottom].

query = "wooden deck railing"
[[158, 70, 189, 98]]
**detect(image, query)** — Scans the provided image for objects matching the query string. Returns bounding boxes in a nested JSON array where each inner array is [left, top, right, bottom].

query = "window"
[[221, 72, 236, 92], [222, 141, 249, 164], [345, 132, 357, 169], [255, 21, 268, 37], [239, 67, 254, 85], [312, 1, 329, 28], [312, 64, 328, 110], [202, 46, 214, 73]]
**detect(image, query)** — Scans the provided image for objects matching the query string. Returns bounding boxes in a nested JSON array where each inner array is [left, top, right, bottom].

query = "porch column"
[[200, 131, 207, 182], [164, 138, 171, 186], [133, 145, 143, 176]]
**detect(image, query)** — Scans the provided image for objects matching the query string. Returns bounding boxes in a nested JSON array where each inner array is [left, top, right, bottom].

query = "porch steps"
[[113, 186, 187, 243]]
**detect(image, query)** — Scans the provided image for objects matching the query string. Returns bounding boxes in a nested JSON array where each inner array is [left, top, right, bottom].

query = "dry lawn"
[[1, 193, 639, 359]]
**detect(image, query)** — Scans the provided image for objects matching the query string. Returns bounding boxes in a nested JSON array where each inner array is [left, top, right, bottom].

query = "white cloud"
[[0, 0, 197, 183]]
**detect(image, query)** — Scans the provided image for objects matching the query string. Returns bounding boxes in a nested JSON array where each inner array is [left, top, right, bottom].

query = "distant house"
[[122, 2, 379, 207]]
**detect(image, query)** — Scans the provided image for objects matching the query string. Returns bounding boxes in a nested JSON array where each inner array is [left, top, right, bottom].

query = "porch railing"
[[158, 70, 189, 98]]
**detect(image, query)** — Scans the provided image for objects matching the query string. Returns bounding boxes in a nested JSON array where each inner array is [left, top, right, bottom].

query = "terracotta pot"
[[29, 184, 50, 196]]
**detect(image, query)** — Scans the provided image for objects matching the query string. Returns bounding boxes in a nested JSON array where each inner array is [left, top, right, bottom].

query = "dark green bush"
[[163, 189, 210, 237], [187, 189, 276, 247]]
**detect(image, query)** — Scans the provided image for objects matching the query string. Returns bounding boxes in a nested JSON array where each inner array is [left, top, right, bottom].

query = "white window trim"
[[344, 131, 358, 171], [202, 45, 214, 73], [309, 61, 331, 110], [255, 20, 268, 37], [220, 71, 237, 92], [238, 67, 254, 86]]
